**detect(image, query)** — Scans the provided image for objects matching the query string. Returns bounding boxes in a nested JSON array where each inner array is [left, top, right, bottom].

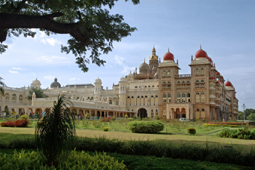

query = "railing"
[[176, 74, 191, 78]]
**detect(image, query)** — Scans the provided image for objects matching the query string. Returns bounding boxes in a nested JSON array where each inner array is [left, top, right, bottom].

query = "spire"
[[191, 55, 193, 61], [168, 48, 170, 52], [152, 46, 156, 55], [200, 44, 202, 49], [144, 58, 145, 63], [177, 59, 178, 65]]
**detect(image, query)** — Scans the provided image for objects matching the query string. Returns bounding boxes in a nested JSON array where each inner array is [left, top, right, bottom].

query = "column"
[[186, 106, 189, 119]]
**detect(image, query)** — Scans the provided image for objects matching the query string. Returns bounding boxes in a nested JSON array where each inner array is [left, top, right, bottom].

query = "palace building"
[[0, 47, 239, 120]]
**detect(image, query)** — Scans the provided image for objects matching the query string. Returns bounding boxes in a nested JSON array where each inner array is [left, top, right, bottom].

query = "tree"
[[0, 77, 5, 95], [26, 87, 48, 100], [0, 0, 139, 72], [35, 94, 76, 167], [247, 113, 255, 121]]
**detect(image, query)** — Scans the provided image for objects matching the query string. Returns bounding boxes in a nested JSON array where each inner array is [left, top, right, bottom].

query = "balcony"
[[209, 95, 216, 98], [209, 87, 215, 90], [176, 74, 191, 78]]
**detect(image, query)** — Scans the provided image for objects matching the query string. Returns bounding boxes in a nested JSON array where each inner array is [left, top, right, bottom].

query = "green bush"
[[155, 115, 160, 120], [92, 121, 102, 128], [218, 128, 255, 140], [0, 150, 127, 170], [103, 127, 109, 131], [18, 114, 28, 120], [128, 121, 164, 133], [187, 128, 196, 135], [127, 118, 133, 121]]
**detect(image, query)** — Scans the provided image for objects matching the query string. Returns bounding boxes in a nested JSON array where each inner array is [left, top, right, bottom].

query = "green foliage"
[[35, 94, 76, 167], [0, 77, 5, 95], [125, 114, 128, 118], [1, 0, 140, 72], [127, 118, 133, 121], [103, 127, 109, 131], [187, 128, 196, 135], [92, 121, 102, 128], [26, 87, 48, 100], [247, 113, 255, 121], [112, 116, 116, 121], [155, 115, 160, 120], [128, 121, 164, 133], [218, 128, 255, 140], [0, 150, 127, 170], [85, 113, 90, 119], [18, 114, 28, 120], [238, 109, 255, 120], [2, 134, 255, 167]]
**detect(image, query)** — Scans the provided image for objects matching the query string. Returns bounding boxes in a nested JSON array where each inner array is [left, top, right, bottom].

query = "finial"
[[168, 48, 170, 52], [144, 58, 145, 63], [200, 44, 202, 49], [177, 59, 178, 64], [191, 55, 193, 61]]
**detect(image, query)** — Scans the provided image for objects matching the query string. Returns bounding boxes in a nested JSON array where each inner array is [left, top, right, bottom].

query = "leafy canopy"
[[0, 0, 139, 72], [26, 86, 48, 100], [0, 77, 5, 95]]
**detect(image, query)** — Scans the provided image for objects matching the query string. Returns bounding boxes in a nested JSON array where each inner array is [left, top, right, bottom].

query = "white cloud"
[[45, 38, 61, 46], [41, 39, 46, 44], [44, 76, 55, 80], [9, 70, 19, 74], [114, 55, 125, 66], [11, 67, 26, 70], [37, 55, 71, 64], [70, 78, 80, 81]]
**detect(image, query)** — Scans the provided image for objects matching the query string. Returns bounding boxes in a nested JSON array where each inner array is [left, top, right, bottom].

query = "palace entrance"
[[138, 108, 147, 118]]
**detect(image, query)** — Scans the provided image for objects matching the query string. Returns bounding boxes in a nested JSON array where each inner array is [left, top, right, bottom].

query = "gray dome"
[[50, 78, 61, 88], [139, 61, 149, 74]]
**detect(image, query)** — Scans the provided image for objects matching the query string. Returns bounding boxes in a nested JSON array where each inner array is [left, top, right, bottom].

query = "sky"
[[0, 0, 255, 109]]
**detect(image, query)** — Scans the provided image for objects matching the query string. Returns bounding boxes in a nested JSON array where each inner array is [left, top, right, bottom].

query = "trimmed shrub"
[[103, 127, 109, 131], [18, 114, 28, 120], [128, 121, 164, 133], [0, 150, 127, 170], [218, 128, 255, 140], [187, 128, 196, 135], [127, 118, 133, 121]]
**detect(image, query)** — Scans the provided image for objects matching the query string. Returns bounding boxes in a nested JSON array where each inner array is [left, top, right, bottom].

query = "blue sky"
[[0, 0, 254, 109]]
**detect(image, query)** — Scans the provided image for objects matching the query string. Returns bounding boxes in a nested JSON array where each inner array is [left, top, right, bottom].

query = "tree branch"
[[0, 13, 89, 44]]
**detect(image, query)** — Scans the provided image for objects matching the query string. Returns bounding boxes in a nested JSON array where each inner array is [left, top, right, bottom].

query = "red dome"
[[220, 75, 223, 79], [209, 77, 215, 80], [225, 81, 233, 87], [216, 72, 220, 75], [216, 81, 219, 84], [195, 49, 207, 58], [163, 52, 174, 61]]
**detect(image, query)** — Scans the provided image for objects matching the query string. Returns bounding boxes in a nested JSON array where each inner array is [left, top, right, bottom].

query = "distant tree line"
[[238, 108, 255, 121]]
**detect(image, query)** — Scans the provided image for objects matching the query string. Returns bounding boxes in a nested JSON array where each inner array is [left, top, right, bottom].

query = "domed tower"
[[149, 47, 159, 73], [119, 77, 127, 108], [31, 78, 41, 88], [50, 78, 61, 89], [94, 78, 102, 96], [139, 60, 149, 74]]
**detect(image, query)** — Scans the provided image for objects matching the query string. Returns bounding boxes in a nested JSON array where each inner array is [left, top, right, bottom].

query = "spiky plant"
[[0, 77, 5, 95], [35, 94, 76, 167]]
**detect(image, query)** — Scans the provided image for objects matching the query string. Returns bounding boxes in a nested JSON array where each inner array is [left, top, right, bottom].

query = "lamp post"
[[243, 104, 245, 121]]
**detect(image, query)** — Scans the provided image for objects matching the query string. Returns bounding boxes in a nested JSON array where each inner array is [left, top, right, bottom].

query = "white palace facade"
[[0, 47, 239, 120]]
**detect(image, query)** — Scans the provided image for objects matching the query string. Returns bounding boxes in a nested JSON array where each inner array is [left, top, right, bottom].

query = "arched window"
[[152, 85, 154, 87], [201, 80, 205, 83], [167, 70, 171, 76], [201, 92, 205, 102], [177, 93, 181, 97], [196, 93, 200, 103], [195, 68, 200, 75], [163, 94, 166, 98], [182, 93, 185, 97], [168, 93, 171, 98], [131, 96, 134, 98], [196, 80, 199, 83], [163, 81, 166, 84], [163, 70, 167, 76], [196, 109, 200, 119], [168, 81, 171, 84], [127, 96, 130, 98], [201, 108, 205, 118], [19, 95, 23, 101], [137, 96, 140, 98], [178, 81, 181, 84], [145, 96, 147, 98], [5, 93, 9, 101], [141, 96, 144, 98], [155, 95, 158, 98], [151, 95, 154, 98], [201, 68, 204, 74], [109, 100, 112, 104], [145, 86, 147, 88], [187, 81, 190, 83], [187, 93, 190, 97], [182, 81, 185, 84]]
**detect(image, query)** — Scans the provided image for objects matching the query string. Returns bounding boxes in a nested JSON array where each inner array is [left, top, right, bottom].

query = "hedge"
[[127, 121, 164, 133]]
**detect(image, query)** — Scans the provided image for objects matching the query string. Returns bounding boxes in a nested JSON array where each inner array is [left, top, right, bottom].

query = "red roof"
[[163, 52, 174, 61], [216, 72, 220, 75], [215, 81, 219, 84], [206, 56, 213, 63], [225, 81, 233, 87], [195, 49, 207, 58], [209, 77, 215, 80]]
